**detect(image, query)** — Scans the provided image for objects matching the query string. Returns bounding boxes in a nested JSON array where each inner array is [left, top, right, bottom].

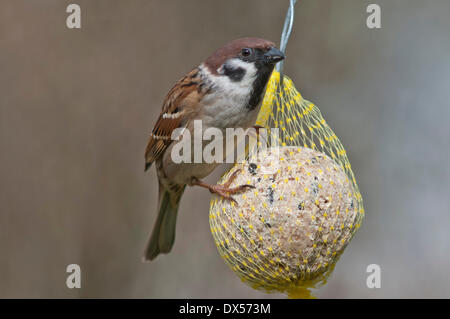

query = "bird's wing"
[[145, 67, 204, 170]]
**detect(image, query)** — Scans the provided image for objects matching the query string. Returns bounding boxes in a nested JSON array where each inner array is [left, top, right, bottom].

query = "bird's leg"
[[191, 169, 255, 202], [252, 124, 265, 135], [248, 125, 268, 145]]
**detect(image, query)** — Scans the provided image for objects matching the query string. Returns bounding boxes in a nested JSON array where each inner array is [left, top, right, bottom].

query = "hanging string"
[[276, 0, 298, 76]]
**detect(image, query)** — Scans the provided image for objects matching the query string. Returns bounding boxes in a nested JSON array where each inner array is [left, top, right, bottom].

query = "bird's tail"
[[143, 183, 186, 261]]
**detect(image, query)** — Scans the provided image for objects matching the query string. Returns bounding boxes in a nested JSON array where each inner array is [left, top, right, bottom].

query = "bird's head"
[[204, 37, 285, 82]]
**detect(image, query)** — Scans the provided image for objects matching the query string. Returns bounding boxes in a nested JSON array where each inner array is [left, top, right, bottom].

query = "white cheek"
[[220, 59, 258, 87], [214, 59, 257, 99], [200, 63, 259, 128]]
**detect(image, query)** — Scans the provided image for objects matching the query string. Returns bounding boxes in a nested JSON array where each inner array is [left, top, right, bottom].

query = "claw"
[[223, 168, 242, 188], [191, 169, 255, 203], [239, 184, 256, 190], [208, 183, 255, 203]]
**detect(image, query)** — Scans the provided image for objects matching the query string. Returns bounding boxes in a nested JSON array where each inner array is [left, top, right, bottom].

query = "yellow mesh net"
[[256, 72, 363, 201], [209, 70, 364, 298]]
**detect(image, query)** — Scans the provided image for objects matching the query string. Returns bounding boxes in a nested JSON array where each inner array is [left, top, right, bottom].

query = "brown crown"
[[204, 37, 275, 74]]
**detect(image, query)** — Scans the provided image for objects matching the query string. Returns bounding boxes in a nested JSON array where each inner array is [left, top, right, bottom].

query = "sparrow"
[[144, 38, 285, 261]]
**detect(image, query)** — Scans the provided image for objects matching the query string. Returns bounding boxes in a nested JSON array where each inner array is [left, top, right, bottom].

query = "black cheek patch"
[[223, 65, 246, 82]]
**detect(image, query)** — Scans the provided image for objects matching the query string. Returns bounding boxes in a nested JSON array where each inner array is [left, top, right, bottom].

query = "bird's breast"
[[199, 72, 260, 129]]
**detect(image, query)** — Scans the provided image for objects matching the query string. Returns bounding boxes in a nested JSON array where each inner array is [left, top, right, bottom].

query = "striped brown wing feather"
[[145, 68, 203, 170]]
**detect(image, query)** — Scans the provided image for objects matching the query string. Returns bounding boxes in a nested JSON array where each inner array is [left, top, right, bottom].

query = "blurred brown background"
[[1, 0, 450, 298]]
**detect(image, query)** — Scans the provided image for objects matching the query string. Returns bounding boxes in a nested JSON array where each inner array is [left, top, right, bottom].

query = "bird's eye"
[[241, 48, 252, 57]]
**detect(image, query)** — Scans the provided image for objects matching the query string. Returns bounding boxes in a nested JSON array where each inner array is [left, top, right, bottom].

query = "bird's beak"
[[264, 47, 285, 64]]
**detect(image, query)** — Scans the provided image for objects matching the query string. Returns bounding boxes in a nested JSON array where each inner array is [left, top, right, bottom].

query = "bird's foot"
[[191, 169, 255, 203]]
